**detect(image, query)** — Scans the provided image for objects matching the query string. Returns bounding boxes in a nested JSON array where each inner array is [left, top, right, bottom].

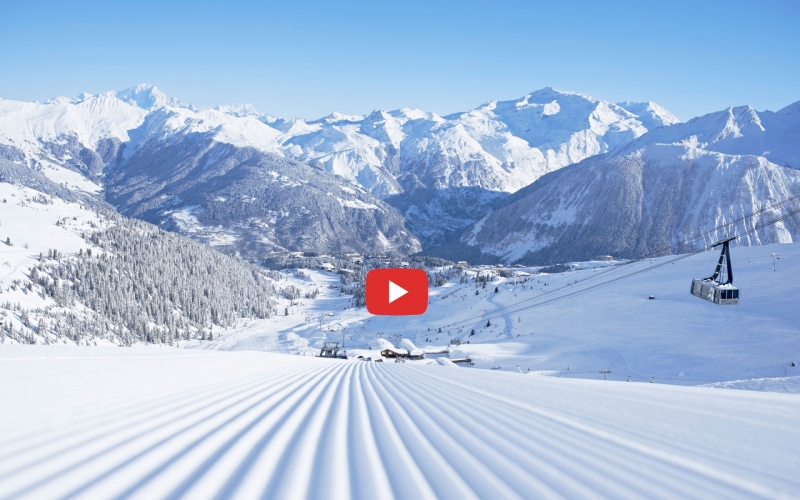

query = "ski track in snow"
[[1, 348, 799, 499], [485, 287, 514, 340]]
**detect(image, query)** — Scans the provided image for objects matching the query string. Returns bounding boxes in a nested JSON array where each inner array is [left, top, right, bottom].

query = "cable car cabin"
[[690, 280, 739, 304], [690, 236, 740, 305]]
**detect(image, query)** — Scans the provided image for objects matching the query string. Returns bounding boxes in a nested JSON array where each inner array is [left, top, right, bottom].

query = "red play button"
[[366, 268, 428, 315]]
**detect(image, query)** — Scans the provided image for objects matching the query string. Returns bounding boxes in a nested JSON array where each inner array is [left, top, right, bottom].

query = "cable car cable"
[[440, 198, 800, 331], [439, 201, 800, 333]]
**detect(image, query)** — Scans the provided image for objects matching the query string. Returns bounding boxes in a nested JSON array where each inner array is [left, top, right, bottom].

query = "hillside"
[[0, 182, 281, 346]]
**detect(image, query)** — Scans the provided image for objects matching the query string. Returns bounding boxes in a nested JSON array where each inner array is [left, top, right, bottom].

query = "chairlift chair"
[[690, 237, 740, 305]]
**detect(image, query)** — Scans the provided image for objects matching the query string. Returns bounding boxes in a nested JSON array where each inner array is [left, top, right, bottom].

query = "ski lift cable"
[[509, 192, 800, 296], [439, 194, 800, 330], [488, 205, 800, 322], [440, 202, 800, 333], [479, 205, 800, 324]]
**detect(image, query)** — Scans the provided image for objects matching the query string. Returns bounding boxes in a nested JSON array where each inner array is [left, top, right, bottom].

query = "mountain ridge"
[[0, 84, 680, 252], [434, 102, 800, 265]]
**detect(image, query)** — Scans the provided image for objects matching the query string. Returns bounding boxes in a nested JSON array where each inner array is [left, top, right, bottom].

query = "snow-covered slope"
[[194, 242, 800, 387], [441, 102, 800, 264], [0, 181, 283, 346], [0, 183, 108, 314], [2, 346, 799, 499]]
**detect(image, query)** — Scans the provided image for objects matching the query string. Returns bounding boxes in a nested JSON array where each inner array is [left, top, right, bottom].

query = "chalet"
[[320, 263, 336, 272], [368, 338, 408, 358]]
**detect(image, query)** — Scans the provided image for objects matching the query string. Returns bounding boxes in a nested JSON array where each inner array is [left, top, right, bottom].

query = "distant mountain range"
[[273, 88, 678, 245], [434, 102, 800, 264], [1, 85, 798, 262]]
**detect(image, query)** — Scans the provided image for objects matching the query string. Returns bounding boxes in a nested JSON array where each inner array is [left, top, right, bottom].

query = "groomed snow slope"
[[1, 346, 799, 499]]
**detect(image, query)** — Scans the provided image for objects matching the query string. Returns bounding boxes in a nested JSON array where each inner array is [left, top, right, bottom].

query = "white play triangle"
[[388, 280, 408, 303]]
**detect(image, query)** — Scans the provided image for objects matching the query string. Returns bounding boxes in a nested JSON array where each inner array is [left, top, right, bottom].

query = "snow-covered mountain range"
[[438, 102, 800, 264], [2, 84, 798, 263], [0, 85, 677, 252], [275, 88, 678, 244], [0, 85, 420, 256]]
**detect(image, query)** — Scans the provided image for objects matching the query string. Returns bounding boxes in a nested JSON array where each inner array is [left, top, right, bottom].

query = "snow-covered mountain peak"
[[616, 101, 680, 129], [41, 96, 71, 105], [528, 86, 590, 101], [271, 116, 321, 135], [121, 105, 283, 161], [110, 84, 181, 110], [715, 105, 764, 140], [313, 112, 364, 125], [394, 107, 437, 121], [615, 101, 799, 167], [444, 96, 800, 264], [777, 99, 800, 115], [365, 109, 392, 121], [214, 103, 276, 123], [0, 92, 149, 153]]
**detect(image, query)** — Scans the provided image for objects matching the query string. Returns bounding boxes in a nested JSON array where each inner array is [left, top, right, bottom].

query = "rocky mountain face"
[[106, 138, 422, 256], [435, 103, 800, 265]]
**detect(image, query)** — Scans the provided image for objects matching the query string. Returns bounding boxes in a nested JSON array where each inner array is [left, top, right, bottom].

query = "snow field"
[[0, 183, 107, 310], [1, 346, 799, 499], [197, 243, 800, 389]]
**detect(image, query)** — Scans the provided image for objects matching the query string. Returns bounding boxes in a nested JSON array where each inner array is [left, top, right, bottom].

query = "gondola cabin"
[[690, 236, 740, 305], [690, 280, 739, 304]]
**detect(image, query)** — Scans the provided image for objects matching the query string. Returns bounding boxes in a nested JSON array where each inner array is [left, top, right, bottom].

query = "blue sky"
[[1, 0, 798, 121]]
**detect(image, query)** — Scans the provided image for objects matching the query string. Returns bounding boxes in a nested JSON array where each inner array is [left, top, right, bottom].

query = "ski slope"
[[1, 346, 799, 499], [194, 242, 800, 388]]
